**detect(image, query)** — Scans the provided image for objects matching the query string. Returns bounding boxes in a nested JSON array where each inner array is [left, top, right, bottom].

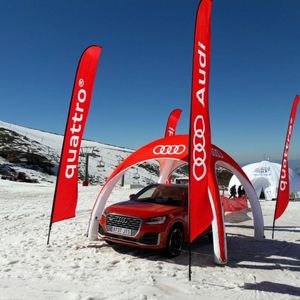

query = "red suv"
[[98, 184, 189, 257]]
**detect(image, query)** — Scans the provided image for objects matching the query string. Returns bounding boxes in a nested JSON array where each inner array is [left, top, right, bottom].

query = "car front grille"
[[106, 214, 141, 237]]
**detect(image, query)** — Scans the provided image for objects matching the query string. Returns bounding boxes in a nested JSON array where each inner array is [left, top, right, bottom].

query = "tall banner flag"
[[273, 95, 300, 235], [189, 0, 213, 242], [188, 0, 213, 278], [48, 46, 102, 243], [165, 108, 182, 137], [161, 108, 182, 183]]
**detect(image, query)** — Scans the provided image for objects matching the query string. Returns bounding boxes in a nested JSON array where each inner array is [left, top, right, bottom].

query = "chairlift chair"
[[133, 169, 140, 180], [118, 157, 124, 165], [97, 159, 105, 168]]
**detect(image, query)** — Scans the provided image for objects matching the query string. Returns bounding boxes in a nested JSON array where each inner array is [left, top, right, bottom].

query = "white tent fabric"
[[228, 160, 300, 201]]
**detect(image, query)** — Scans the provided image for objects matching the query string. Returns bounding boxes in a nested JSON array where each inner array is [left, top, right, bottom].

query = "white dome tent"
[[228, 160, 300, 201]]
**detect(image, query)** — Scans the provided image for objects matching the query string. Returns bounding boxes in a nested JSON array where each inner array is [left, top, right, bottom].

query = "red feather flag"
[[162, 108, 182, 183], [49, 46, 102, 236], [274, 95, 300, 222], [188, 0, 213, 242], [165, 108, 182, 137]]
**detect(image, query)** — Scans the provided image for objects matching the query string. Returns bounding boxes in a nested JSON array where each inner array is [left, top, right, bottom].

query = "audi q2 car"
[[98, 183, 191, 257]]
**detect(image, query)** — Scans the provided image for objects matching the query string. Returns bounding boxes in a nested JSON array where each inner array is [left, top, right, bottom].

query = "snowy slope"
[[0, 180, 299, 299], [0, 120, 159, 185], [1, 122, 300, 299]]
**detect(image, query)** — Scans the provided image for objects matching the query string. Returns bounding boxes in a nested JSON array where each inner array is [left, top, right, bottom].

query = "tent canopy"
[[88, 134, 264, 264], [229, 160, 300, 200]]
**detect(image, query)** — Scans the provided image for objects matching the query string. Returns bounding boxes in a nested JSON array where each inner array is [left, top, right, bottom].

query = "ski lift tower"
[[118, 157, 125, 187], [80, 146, 96, 186]]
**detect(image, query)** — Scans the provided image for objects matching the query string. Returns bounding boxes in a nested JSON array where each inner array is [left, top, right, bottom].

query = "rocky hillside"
[[0, 120, 159, 185]]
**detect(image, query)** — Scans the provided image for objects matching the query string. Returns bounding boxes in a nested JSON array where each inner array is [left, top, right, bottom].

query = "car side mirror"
[[129, 194, 137, 200]]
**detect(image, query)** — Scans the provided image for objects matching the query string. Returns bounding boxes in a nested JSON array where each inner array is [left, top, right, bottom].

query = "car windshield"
[[134, 185, 187, 207]]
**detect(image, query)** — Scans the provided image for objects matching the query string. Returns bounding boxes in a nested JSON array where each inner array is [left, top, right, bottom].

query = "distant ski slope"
[[0, 120, 159, 185]]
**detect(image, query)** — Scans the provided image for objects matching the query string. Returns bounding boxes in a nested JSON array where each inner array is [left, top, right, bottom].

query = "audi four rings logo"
[[115, 216, 127, 223], [193, 115, 207, 181], [153, 144, 186, 155]]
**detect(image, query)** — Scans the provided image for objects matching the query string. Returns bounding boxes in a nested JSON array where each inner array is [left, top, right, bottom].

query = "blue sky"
[[0, 0, 299, 164]]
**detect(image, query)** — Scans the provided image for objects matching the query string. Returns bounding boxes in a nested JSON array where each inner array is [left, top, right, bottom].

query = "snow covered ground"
[[0, 179, 300, 300]]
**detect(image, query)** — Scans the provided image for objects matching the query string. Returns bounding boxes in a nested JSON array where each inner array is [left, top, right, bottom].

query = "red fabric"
[[51, 46, 102, 223], [189, 0, 213, 242], [165, 109, 182, 137], [275, 95, 300, 220], [107, 135, 189, 180], [159, 108, 183, 176], [221, 196, 248, 212]]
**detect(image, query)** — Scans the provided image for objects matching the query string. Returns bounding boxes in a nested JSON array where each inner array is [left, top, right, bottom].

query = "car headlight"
[[146, 216, 166, 225], [102, 210, 107, 217]]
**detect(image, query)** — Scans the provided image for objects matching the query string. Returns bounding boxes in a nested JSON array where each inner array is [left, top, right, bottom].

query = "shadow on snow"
[[242, 281, 300, 297], [92, 232, 300, 297]]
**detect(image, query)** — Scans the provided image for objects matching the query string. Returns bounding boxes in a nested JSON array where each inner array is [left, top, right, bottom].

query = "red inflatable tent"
[[88, 134, 264, 264]]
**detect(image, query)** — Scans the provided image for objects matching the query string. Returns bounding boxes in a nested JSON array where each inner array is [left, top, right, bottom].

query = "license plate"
[[110, 226, 132, 236]]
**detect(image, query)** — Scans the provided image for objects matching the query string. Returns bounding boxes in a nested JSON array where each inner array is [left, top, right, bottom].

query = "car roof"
[[151, 183, 188, 189]]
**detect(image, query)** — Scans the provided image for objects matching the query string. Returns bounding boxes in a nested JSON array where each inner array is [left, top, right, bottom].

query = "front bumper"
[[99, 215, 168, 249], [99, 225, 161, 247]]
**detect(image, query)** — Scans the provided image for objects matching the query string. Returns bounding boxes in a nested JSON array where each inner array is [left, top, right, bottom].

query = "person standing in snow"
[[238, 185, 243, 198], [229, 185, 237, 198]]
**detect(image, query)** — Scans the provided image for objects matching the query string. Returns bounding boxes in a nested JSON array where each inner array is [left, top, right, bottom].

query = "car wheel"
[[165, 226, 183, 258]]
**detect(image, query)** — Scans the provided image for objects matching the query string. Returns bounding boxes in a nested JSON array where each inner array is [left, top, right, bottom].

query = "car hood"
[[105, 200, 182, 219]]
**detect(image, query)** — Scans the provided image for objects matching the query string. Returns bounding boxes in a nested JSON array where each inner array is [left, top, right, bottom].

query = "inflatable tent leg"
[[208, 172, 227, 264]]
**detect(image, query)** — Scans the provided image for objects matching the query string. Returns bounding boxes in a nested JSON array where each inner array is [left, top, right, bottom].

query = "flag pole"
[[188, 92, 192, 281], [47, 222, 53, 245], [271, 218, 275, 239], [47, 168, 63, 245], [189, 247, 192, 281], [188, 219, 192, 281], [272, 196, 278, 239]]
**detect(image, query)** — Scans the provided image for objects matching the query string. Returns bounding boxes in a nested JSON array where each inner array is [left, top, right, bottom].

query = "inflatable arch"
[[88, 134, 264, 264]]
